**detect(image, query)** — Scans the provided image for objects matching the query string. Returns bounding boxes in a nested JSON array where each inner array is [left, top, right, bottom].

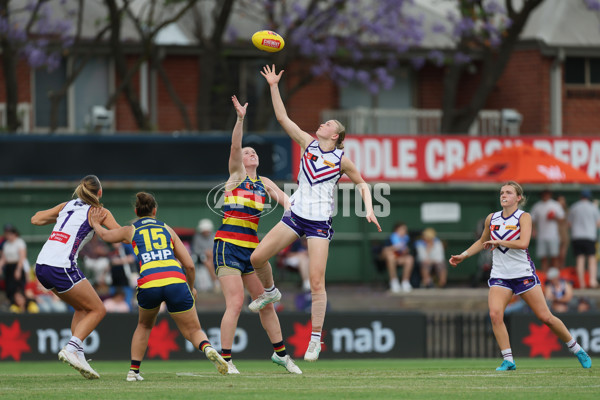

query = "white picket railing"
[[321, 107, 522, 136], [0, 103, 31, 132]]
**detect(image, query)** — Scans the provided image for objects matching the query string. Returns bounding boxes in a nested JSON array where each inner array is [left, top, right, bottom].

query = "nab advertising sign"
[[0, 312, 425, 361], [509, 313, 600, 358]]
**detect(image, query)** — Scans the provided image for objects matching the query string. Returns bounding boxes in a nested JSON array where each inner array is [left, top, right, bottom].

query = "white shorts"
[[536, 238, 560, 258]]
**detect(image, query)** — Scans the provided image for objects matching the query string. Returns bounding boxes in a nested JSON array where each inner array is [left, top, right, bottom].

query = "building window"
[[34, 59, 68, 129], [73, 57, 111, 132], [565, 57, 600, 86], [34, 57, 111, 133]]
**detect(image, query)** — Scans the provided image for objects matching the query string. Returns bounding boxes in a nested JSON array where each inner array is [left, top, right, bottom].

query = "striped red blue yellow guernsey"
[[132, 217, 187, 288], [214, 176, 266, 249]]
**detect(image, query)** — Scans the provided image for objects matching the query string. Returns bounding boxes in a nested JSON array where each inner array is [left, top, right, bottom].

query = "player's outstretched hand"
[[232, 95, 248, 119], [367, 212, 382, 232], [448, 254, 465, 267], [260, 64, 284, 85]]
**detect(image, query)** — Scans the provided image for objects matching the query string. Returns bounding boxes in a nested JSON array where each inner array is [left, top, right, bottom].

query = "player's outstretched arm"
[[31, 202, 67, 226], [89, 208, 133, 244], [260, 64, 313, 150], [449, 213, 492, 266], [228, 95, 248, 183]]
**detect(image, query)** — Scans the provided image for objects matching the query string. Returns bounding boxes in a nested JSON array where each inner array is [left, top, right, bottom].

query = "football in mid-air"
[[252, 30, 285, 53]]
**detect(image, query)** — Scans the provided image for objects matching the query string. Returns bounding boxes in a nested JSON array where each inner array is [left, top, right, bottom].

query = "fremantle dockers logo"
[[206, 180, 281, 219]]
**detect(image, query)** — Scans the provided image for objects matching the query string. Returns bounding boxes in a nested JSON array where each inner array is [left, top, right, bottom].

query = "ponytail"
[[73, 175, 102, 207], [333, 119, 346, 149]]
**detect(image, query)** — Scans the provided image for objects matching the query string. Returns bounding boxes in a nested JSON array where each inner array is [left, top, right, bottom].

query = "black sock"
[[221, 348, 232, 362], [273, 341, 287, 357], [199, 340, 212, 353], [130, 360, 141, 374]]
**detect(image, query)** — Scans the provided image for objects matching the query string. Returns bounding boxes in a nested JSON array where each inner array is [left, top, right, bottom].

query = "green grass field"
[[0, 358, 598, 400]]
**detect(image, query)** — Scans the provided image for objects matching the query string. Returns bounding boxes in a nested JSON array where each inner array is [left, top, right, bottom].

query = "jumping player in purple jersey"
[[31, 175, 120, 379], [450, 181, 591, 371], [248, 65, 382, 362]]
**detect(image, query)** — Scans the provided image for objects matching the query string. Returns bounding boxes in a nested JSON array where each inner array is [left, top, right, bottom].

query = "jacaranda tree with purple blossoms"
[[0, 0, 75, 132], [238, 0, 600, 134]]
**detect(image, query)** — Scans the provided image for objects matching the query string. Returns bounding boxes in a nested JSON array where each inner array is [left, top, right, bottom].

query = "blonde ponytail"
[[73, 175, 102, 208], [333, 119, 346, 149]]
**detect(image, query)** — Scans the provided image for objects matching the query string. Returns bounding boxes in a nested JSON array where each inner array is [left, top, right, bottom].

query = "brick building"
[[1, 0, 598, 136]]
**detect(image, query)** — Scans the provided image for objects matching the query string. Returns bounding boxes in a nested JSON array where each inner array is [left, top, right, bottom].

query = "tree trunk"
[[194, 0, 234, 131], [105, 0, 150, 131], [0, 0, 20, 133]]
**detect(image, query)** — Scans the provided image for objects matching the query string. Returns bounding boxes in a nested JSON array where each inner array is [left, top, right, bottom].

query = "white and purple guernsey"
[[290, 140, 343, 221], [489, 209, 535, 279], [36, 199, 94, 268]]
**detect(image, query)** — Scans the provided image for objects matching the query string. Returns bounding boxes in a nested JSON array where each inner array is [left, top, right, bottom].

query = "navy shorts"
[[35, 263, 86, 293], [137, 283, 194, 313], [281, 210, 334, 241], [213, 240, 254, 274], [488, 274, 541, 295]]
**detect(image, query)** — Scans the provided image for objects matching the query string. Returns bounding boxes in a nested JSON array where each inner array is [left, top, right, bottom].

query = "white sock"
[[310, 332, 321, 343], [302, 280, 311, 292], [501, 348, 514, 363], [265, 284, 276, 293], [566, 338, 581, 354], [66, 336, 83, 354]]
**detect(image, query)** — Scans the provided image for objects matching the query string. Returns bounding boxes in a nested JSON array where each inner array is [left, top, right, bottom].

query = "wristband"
[[461, 251, 469, 257]]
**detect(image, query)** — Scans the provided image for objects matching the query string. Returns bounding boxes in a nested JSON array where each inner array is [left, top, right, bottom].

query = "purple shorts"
[[488, 274, 540, 295], [281, 210, 334, 241], [36, 263, 86, 293]]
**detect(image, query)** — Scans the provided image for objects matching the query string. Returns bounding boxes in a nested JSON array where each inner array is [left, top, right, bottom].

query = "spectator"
[[415, 228, 447, 288], [556, 195, 570, 269], [530, 190, 564, 272], [568, 190, 600, 288], [577, 297, 594, 313], [380, 222, 414, 293], [544, 267, 574, 313], [0, 224, 28, 304], [9, 288, 39, 314], [279, 238, 310, 292], [80, 235, 111, 286], [103, 289, 131, 313], [29, 279, 68, 313], [191, 218, 220, 292], [109, 242, 137, 309]]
